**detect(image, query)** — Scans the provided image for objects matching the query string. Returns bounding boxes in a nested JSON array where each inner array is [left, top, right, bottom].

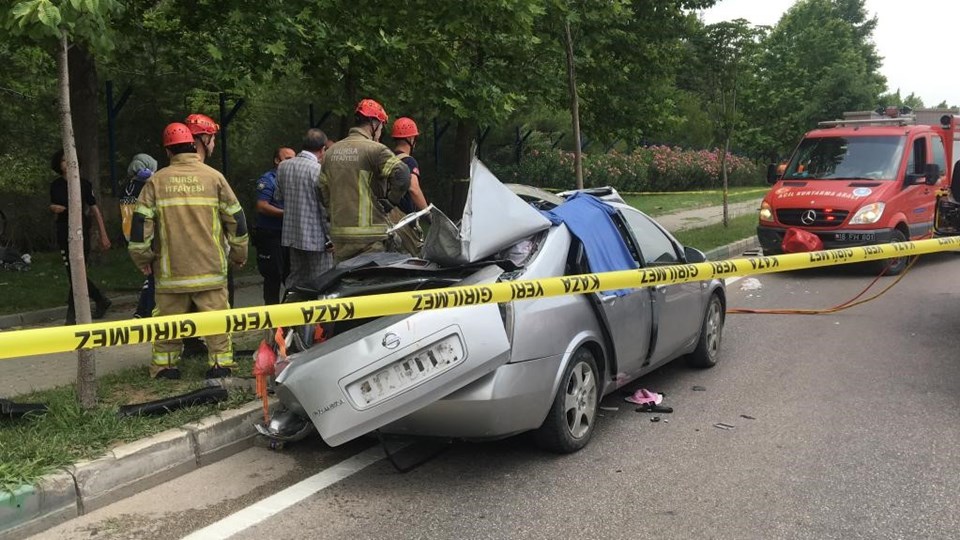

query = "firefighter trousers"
[[151, 287, 234, 377]]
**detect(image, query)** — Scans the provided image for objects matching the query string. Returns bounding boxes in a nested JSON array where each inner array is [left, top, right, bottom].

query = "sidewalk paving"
[[0, 202, 762, 538], [655, 198, 762, 232], [0, 277, 264, 397]]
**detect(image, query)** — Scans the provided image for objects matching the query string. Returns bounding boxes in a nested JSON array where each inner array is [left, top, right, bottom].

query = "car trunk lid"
[[275, 264, 512, 446]]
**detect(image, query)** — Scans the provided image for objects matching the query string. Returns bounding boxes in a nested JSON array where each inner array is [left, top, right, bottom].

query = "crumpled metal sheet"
[[422, 158, 552, 265]]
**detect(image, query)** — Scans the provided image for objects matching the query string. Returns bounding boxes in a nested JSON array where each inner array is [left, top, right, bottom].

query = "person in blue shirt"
[[255, 146, 295, 304]]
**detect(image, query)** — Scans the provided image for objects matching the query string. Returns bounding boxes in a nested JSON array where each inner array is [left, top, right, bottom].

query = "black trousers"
[[58, 230, 104, 315], [254, 228, 289, 304]]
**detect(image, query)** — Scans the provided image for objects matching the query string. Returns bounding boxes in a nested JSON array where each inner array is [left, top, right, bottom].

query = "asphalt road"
[[34, 252, 960, 540]]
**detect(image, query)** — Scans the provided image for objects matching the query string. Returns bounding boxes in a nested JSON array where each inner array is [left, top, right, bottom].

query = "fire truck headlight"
[[849, 202, 885, 224], [759, 201, 774, 222]]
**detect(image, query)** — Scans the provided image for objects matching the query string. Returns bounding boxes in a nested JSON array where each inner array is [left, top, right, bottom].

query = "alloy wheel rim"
[[705, 301, 722, 357], [563, 361, 597, 439]]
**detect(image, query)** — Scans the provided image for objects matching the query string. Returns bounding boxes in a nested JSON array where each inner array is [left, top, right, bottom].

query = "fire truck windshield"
[[784, 135, 905, 181]]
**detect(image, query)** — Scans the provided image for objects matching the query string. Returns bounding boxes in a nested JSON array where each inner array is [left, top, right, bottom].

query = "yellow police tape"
[[1, 236, 958, 360]]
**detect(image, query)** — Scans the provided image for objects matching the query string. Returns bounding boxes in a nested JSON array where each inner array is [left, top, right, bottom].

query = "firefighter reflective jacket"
[[128, 153, 248, 293], [320, 128, 410, 249]]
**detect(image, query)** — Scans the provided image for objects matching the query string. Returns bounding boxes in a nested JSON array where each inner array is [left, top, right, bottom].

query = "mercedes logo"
[[382, 332, 401, 349], [800, 209, 817, 225]]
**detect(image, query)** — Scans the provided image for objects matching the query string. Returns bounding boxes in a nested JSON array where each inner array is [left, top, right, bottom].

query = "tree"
[[5, 0, 120, 409], [878, 89, 925, 110], [743, 0, 886, 158], [568, 0, 715, 147], [691, 19, 762, 225]]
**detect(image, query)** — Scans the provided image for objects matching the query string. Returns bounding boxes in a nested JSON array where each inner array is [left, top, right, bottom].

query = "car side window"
[[621, 210, 680, 266], [906, 136, 926, 177], [608, 212, 643, 265]]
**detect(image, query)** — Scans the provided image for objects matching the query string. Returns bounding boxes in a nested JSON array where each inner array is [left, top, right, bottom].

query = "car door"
[[619, 208, 704, 367], [582, 218, 653, 382], [900, 135, 938, 237]]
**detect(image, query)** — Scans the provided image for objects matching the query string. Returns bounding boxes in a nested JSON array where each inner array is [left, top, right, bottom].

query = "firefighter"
[[184, 113, 219, 162], [391, 117, 428, 213], [183, 113, 232, 358], [128, 123, 248, 380], [320, 99, 411, 261]]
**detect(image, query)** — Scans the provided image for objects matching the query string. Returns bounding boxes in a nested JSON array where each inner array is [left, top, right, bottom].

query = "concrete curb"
[[0, 472, 77, 540], [0, 275, 262, 330], [704, 235, 760, 261], [0, 399, 272, 539]]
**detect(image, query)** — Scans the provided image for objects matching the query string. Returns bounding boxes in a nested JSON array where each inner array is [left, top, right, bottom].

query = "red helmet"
[[163, 123, 195, 147], [184, 113, 220, 135], [355, 99, 388, 123], [391, 117, 419, 138]]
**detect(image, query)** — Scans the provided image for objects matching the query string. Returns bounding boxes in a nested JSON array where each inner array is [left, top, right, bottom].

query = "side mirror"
[[923, 163, 941, 185], [766, 163, 779, 184], [684, 246, 707, 264]]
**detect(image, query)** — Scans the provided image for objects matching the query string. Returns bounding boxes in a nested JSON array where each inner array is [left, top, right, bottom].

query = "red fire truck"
[[758, 107, 960, 274]]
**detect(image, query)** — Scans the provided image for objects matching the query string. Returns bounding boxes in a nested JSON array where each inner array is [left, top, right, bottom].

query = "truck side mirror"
[[766, 163, 778, 184], [923, 163, 941, 186]]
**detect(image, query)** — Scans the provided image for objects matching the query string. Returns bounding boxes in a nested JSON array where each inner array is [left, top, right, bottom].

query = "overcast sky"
[[699, 0, 960, 108]]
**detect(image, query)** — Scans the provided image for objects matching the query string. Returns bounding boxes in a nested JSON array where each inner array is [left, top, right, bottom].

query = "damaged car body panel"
[[270, 159, 725, 453], [275, 265, 512, 447]]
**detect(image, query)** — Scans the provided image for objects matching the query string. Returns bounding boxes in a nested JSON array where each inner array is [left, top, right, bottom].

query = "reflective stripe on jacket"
[[128, 153, 248, 293], [320, 128, 410, 244]]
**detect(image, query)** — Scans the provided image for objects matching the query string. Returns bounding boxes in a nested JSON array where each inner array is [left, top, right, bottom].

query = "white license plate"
[[834, 232, 875, 242], [345, 335, 465, 409]]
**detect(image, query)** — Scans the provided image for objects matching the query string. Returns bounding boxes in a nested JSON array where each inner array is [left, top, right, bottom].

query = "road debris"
[[713, 422, 735, 430], [625, 388, 662, 405], [740, 414, 756, 420], [692, 385, 706, 392], [739, 278, 762, 291], [636, 403, 673, 414]]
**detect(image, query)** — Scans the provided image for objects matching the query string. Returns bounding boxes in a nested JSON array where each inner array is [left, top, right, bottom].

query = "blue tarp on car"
[[542, 193, 637, 295]]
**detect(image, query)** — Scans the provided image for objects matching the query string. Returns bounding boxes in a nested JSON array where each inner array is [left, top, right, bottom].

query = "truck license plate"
[[834, 232, 875, 242]]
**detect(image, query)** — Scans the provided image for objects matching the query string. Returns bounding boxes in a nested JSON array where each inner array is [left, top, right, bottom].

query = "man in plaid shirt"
[[276, 129, 334, 290]]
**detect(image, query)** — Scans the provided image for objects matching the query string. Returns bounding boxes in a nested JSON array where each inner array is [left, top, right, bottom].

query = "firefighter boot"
[[151, 349, 182, 380]]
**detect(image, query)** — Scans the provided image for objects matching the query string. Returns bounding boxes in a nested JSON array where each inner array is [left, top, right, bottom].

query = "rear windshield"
[[784, 135, 905, 181]]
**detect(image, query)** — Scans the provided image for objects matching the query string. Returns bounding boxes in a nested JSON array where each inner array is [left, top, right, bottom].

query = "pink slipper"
[[624, 388, 662, 405]]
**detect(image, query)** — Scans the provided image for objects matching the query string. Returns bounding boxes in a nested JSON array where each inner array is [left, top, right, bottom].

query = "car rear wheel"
[[687, 293, 723, 369], [534, 348, 599, 454]]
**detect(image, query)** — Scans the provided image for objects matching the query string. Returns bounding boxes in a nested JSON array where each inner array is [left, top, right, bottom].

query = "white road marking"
[[181, 445, 388, 540]]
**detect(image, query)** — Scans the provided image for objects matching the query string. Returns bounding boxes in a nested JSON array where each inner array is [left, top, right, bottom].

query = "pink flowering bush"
[[489, 146, 762, 192]]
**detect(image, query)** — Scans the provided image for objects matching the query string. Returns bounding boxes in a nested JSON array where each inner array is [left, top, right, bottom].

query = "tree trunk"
[[564, 20, 584, 190], [450, 118, 478, 221], [721, 136, 730, 228], [59, 32, 97, 409]]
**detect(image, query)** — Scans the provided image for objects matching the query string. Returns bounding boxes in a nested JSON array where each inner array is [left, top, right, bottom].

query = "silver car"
[[264, 184, 725, 454]]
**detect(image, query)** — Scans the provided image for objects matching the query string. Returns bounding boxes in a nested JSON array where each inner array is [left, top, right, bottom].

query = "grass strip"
[[623, 186, 767, 217], [672, 213, 758, 253], [0, 354, 255, 492]]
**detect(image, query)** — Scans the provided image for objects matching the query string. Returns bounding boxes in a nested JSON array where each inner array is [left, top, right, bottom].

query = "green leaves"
[[5, 0, 121, 44], [35, 0, 61, 29]]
